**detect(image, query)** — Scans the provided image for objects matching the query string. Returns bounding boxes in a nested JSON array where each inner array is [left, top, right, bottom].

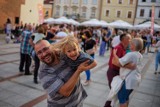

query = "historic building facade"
[[52, 0, 101, 21], [101, 0, 138, 25], [0, 0, 44, 30], [135, 0, 160, 25], [20, 0, 44, 25], [0, 0, 25, 29], [43, 0, 54, 19]]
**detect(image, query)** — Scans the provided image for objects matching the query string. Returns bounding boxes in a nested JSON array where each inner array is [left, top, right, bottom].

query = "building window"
[[140, 9, 144, 17], [107, 0, 111, 3], [142, 0, 146, 2], [72, 0, 78, 4], [15, 17, 19, 24], [127, 11, 132, 18], [118, 0, 122, 4], [151, 0, 156, 2], [149, 9, 152, 17], [72, 6, 78, 14], [57, 0, 61, 3], [129, 0, 133, 4], [92, 0, 97, 5], [64, 0, 68, 4], [117, 11, 121, 18], [106, 10, 109, 17], [56, 6, 60, 16], [45, 11, 49, 18], [83, 0, 88, 4], [91, 7, 96, 18], [63, 7, 68, 16], [82, 7, 87, 18]]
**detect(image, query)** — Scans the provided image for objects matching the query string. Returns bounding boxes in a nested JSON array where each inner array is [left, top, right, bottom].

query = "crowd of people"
[[3, 18, 160, 107]]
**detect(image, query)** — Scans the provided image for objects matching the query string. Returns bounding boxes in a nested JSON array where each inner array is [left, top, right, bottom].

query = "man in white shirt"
[[56, 25, 68, 42], [111, 30, 123, 48]]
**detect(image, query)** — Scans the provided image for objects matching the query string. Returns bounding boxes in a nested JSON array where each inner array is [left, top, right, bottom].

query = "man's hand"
[[112, 49, 120, 66], [77, 60, 90, 72], [124, 63, 136, 70]]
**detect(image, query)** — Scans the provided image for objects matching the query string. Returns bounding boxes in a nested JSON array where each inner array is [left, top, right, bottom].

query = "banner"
[[37, 4, 44, 24], [151, 4, 155, 35]]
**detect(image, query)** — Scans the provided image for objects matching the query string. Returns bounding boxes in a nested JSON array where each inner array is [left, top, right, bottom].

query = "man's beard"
[[42, 52, 55, 65]]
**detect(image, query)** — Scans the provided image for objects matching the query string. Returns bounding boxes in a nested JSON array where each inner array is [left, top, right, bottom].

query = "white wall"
[[20, 0, 44, 25]]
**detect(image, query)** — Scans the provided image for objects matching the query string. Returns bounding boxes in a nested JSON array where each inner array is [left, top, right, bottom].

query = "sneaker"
[[158, 72, 160, 74], [82, 80, 91, 86], [154, 72, 157, 75]]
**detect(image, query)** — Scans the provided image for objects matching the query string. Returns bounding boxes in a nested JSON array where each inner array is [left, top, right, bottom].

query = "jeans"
[[85, 54, 94, 80], [155, 51, 160, 72], [99, 41, 106, 56]]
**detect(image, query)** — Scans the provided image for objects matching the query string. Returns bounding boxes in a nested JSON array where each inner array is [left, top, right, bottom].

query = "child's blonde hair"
[[52, 36, 81, 53]]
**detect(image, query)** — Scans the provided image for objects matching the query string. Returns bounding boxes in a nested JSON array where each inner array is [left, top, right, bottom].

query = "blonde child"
[[52, 36, 97, 75]]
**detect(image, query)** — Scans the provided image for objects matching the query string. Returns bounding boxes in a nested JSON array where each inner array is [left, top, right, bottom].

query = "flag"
[[151, 5, 155, 35]]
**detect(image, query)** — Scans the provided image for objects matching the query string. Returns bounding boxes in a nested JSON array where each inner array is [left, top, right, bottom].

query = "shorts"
[[118, 81, 133, 104]]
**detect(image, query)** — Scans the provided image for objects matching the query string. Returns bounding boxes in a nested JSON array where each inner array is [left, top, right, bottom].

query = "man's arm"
[[123, 63, 136, 70], [112, 49, 136, 70], [59, 60, 91, 97]]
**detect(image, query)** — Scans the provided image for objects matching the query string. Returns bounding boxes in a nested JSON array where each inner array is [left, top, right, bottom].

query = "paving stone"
[[0, 64, 19, 78], [130, 97, 152, 107], [132, 92, 154, 103], [20, 89, 45, 99], [0, 89, 17, 100], [0, 81, 18, 89], [0, 54, 19, 62], [11, 76, 44, 90], [0, 101, 14, 107], [4, 94, 32, 107], [33, 99, 47, 107]]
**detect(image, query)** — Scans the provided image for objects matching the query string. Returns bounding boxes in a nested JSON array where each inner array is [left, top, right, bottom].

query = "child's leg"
[[85, 70, 90, 80]]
